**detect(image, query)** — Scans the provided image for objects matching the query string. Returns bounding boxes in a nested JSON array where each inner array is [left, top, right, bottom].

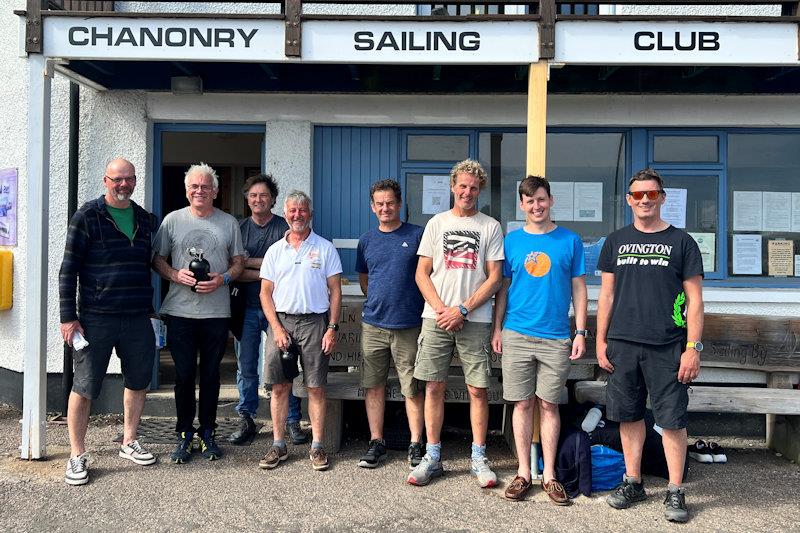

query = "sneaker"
[[407, 442, 424, 468], [708, 441, 728, 463], [688, 439, 713, 463], [119, 439, 156, 466], [310, 447, 330, 471], [664, 487, 690, 523], [228, 414, 257, 445], [199, 429, 223, 461], [258, 445, 288, 470], [407, 454, 444, 486], [65, 452, 90, 486], [542, 479, 570, 506], [607, 476, 647, 509], [504, 475, 532, 501], [358, 439, 387, 469], [170, 431, 195, 464], [287, 421, 308, 445], [470, 456, 498, 488]]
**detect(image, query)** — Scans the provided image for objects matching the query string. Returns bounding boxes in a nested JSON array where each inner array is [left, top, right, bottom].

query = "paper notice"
[[422, 175, 450, 215], [549, 182, 574, 222], [574, 182, 603, 222], [663, 188, 687, 229], [762, 191, 791, 232], [732, 234, 762, 275], [688, 232, 715, 273], [767, 239, 793, 277], [732, 191, 762, 231], [791, 193, 800, 233], [795, 255, 800, 277]]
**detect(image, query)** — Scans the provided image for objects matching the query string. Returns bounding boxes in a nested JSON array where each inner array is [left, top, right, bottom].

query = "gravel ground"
[[1, 404, 798, 533]]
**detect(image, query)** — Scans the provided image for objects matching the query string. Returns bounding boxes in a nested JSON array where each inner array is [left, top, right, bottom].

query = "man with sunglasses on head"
[[596, 168, 704, 523], [59, 158, 158, 485]]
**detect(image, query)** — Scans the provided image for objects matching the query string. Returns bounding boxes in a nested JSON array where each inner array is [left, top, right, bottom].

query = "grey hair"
[[184, 162, 219, 190], [284, 190, 312, 211]]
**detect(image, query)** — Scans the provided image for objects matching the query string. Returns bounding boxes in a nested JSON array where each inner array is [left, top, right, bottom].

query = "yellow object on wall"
[[0, 250, 12, 310]]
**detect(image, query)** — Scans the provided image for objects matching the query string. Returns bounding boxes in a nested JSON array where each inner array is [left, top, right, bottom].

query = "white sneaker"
[[119, 440, 156, 466], [65, 452, 90, 486], [471, 456, 498, 488]]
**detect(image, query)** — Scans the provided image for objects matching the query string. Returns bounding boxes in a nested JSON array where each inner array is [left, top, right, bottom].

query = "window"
[[654, 135, 718, 163], [406, 134, 470, 162]]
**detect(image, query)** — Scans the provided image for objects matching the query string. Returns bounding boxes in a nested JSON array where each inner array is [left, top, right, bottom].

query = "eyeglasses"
[[628, 189, 664, 201], [105, 175, 136, 184], [188, 184, 214, 192]]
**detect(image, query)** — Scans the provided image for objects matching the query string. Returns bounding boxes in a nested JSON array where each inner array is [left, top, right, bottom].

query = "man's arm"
[[490, 277, 511, 354], [260, 278, 288, 351], [238, 257, 263, 283], [195, 254, 245, 294], [153, 254, 196, 287], [415, 256, 445, 312], [437, 259, 503, 331], [569, 275, 588, 360], [678, 275, 704, 384], [595, 272, 615, 372], [322, 274, 342, 355], [59, 212, 88, 344], [358, 272, 369, 297]]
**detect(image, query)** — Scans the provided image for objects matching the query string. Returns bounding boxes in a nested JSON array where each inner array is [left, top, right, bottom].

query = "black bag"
[[229, 283, 247, 341], [281, 340, 302, 381]]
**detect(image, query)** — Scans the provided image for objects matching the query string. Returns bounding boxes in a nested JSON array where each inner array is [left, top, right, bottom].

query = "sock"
[[426, 442, 442, 462], [272, 439, 286, 450], [311, 440, 324, 450], [668, 483, 683, 493], [625, 474, 642, 485], [471, 443, 487, 461]]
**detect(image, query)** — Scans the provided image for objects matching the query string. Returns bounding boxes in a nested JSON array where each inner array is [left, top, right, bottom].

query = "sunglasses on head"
[[628, 189, 663, 201]]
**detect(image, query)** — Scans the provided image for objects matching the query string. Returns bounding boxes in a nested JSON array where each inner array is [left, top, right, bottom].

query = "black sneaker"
[[199, 429, 223, 461], [286, 421, 308, 445], [688, 439, 713, 463], [607, 476, 647, 509], [228, 415, 257, 445], [664, 487, 689, 522], [357, 439, 387, 469], [407, 442, 424, 468], [171, 431, 195, 464]]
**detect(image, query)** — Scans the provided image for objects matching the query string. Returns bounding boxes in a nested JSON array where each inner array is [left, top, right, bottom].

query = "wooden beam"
[[525, 60, 548, 177]]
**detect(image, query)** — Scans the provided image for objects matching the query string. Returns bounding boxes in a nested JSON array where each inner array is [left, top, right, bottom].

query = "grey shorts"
[[264, 312, 329, 388], [361, 322, 421, 398], [500, 329, 571, 404], [413, 318, 492, 389], [72, 312, 155, 400], [605, 338, 689, 430]]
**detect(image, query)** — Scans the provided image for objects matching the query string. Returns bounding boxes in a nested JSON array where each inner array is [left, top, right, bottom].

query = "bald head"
[[103, 158, 137, 207], [105, 158, 135, 177]]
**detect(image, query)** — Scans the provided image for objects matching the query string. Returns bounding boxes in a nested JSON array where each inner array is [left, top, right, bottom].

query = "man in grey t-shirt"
[[153, 163, 245, 464]]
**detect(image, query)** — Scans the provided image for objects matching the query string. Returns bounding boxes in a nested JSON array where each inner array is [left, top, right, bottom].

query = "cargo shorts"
[[413, 318, 492, 389], [360, 322, 421, 398]]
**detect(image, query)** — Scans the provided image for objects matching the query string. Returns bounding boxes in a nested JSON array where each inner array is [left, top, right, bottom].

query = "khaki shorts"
[[360, 322, 421, 398], [264, 312, 329, 388], [413, 318, 492, 389], [501, 328, 571, 404]]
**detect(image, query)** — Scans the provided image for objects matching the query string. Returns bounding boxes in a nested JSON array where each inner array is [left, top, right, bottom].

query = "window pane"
[[727, 134, 800, 278], [407, 135, 469, 161], [660, 174, 719, 273], [653, 136, 718, 163]]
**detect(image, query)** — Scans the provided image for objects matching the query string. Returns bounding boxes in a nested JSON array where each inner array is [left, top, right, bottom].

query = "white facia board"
[[43, 17, 539, 64], [555, 21, 799, 66]]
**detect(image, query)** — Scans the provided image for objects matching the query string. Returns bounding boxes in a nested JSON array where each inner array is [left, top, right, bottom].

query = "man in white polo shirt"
[[257, 190, 343, 471]]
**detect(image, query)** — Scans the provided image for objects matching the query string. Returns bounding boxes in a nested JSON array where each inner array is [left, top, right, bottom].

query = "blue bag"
[[591, 445, 625, 492]]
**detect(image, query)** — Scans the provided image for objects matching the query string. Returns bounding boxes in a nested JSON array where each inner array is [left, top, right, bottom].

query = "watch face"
[[694, 341, 704, 352]]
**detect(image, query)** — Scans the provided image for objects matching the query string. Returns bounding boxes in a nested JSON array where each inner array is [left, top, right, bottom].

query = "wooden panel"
[[574, 381, 800, 415], [525, 61, 548, 176]]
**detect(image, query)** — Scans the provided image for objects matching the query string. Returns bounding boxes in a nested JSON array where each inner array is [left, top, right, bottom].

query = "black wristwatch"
[[574, 329, 588, 337], [327, 323, 339, 331]]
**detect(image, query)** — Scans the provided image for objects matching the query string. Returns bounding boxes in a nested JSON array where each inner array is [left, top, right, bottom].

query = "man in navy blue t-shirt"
[[355, 179, 426, 469]]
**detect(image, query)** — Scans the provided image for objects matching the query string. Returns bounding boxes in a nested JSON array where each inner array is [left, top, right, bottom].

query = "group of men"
[[59, 157, 703, 524]]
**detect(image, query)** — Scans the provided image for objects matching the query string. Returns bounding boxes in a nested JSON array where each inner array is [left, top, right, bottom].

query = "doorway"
[[153, 124, 265, 388]]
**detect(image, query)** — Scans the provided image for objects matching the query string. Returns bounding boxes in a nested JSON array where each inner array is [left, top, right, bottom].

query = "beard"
[[114, 191, 131, 202]]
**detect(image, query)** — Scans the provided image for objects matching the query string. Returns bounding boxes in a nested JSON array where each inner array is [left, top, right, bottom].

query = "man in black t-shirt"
[[596, 169, 704, 524]]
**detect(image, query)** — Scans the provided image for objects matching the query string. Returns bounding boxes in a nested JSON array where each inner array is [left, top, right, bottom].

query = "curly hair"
[[242, 173, 279, 208], [449, 159, 487, 189], [369, 179, 402, 202]]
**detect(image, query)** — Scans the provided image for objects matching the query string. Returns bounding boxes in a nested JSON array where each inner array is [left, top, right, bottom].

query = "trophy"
[[188, 247, 210, 292]]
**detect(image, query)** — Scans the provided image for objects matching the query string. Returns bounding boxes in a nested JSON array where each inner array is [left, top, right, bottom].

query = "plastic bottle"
[[71, 331, 89, 351], [581, 405, 603, 433]]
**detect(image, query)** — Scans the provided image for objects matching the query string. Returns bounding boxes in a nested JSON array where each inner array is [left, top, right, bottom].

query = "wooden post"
[[766, 372, 800, 463], [526, 59, 548, 479]]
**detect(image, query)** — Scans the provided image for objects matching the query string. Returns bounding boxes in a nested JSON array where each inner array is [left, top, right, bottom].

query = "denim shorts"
[[72, 312, 155, 400]]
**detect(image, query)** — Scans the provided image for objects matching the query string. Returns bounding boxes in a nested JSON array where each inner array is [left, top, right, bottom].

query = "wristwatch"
[[458, 304, 469, 318], [686, 341, 704, 352], [574, 329, 588, 337], [222, 272, 231, 285], [327, 323, 339, 331]]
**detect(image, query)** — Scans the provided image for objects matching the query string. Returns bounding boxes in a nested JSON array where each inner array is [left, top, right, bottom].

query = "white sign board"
[[555, 21, 799, 65], [43, 17, 539, 64]]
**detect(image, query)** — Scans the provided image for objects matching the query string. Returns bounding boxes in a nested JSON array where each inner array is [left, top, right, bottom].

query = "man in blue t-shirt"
[[355, 179, 426, 469], [492, 175, 588, 503]]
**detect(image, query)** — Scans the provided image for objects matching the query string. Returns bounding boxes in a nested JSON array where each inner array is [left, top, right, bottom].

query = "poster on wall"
[[767, 239, 793, 277], [791, 193, 800, 233], [688, 232, 715, 273], [762, 192, 791, 232], [732, 191, 762, 231], [662, 188, 687, 229], [549, 182, 575, 222], [0, 168, 17, 246], [573, 182, 603, 222], [422, 175, 450, 215], [732, 234, 762, 275]]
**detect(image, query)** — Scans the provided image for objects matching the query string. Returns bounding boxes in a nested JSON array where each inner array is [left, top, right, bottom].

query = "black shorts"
[[605, 338, 688, 430], [72, 312, 155, 400]]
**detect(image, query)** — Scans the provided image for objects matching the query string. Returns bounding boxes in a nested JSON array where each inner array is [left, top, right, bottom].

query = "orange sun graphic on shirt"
[[524, 251, 551, 277]]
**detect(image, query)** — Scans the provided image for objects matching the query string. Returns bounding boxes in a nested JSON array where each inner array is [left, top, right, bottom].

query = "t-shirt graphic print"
[[444, 230, 480, 270]]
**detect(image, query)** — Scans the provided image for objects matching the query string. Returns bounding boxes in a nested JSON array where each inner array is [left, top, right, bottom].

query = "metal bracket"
[[25, 0, 43, 54], [285, 0, 302, 58]]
